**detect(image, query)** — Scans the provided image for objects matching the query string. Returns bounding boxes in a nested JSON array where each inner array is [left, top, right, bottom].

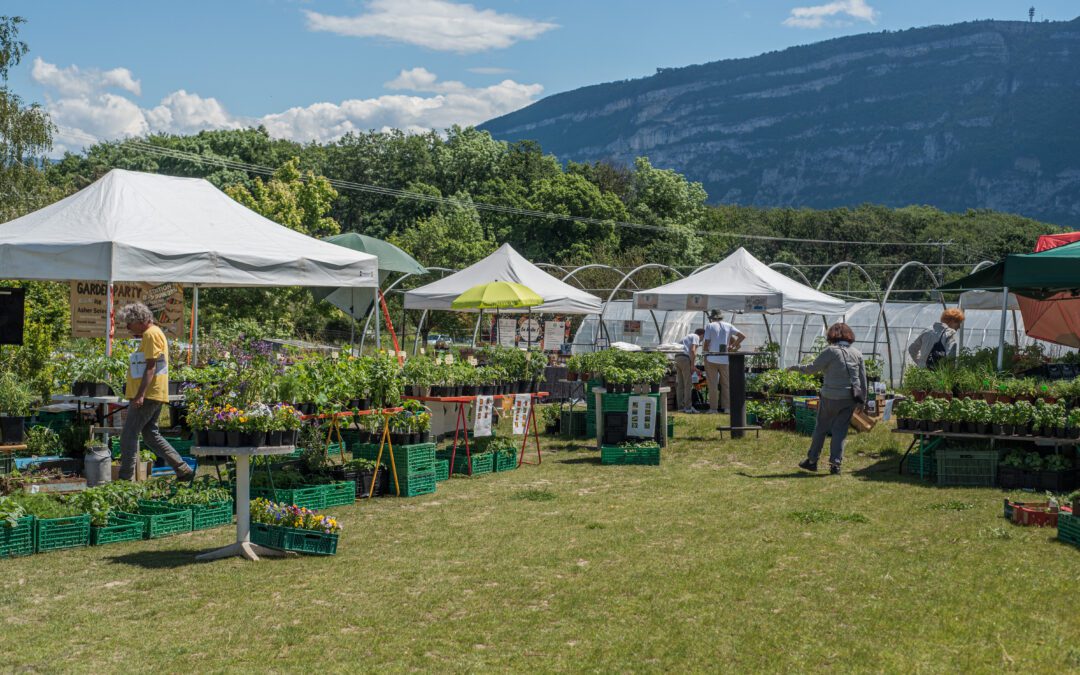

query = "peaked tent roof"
[[938, 240, 1080, 297], [0, 169, 378, 287], [403, 243, 601, 314], [633, 247, 847, 315]]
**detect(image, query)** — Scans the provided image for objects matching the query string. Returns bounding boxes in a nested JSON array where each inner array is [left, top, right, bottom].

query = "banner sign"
[[70, 282, 185, 339], [473, 395, 494, 437], [512, 394, 532, 435], [627, 395, 657, 438], [543, 320, 565, 352], [623, 320, 642, 336], [498, 318, 518, 348]]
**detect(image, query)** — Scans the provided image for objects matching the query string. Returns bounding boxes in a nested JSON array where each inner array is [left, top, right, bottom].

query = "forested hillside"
[[482, 18, 1080, 228]]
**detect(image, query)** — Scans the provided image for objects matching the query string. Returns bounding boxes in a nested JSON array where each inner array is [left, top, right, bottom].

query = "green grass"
[[3, 412, 1080, 671]]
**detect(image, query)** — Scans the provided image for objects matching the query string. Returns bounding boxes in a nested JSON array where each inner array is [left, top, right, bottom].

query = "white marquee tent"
[[0, 169, 378, 353], [633, 247, 847, 315], [403, 243, 601, 314]]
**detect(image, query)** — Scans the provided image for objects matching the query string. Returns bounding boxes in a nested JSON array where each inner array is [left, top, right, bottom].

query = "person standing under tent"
[[702, 311, 746, 414], [675, 328, 705, 414], [907, 308, 965, 368], [790, 322, 866, 475], [117, 303, 194, 482]]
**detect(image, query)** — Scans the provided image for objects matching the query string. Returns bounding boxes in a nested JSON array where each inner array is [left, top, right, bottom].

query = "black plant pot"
[[650, 383, 661, 394], [0, 416, 26, 444], [419, 431, 430, 444], [249, 431, 266, 448], [210, 430, 227, 447], [462, 385, 477, 397], [976, 423, 990, 435], [993, 424, 1006, 436], [196, 429, 209, 446], [409, 432, 420, 445], [227, 431, 242, 447], [268, 430, 282, 447]]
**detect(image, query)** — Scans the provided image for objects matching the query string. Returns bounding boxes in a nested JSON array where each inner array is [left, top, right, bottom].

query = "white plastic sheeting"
[[575, 301, 1077, 385]]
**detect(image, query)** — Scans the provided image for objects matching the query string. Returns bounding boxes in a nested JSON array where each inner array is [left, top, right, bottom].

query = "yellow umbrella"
[[451, 281, 543, 347]]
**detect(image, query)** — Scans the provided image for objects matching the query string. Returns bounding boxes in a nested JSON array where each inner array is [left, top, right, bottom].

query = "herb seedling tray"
[[35, 513, 91, 553], [0, 515, 35, 558], [250, 522, 338, 555], [91, 518, 145, 546]]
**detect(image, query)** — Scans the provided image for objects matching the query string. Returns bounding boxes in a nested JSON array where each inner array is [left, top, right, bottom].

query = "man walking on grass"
[[117, 302, 193, 482]]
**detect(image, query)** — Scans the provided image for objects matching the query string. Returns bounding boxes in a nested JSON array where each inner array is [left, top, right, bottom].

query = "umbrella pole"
[[105, 280, 114, 357], [528, 308, 532, 351], [192, 285, 200, 365]]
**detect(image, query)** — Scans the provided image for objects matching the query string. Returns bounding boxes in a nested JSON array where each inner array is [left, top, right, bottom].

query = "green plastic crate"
[[0, 453, 12, 476], [452, 451, 493, 476], [601, 444, 661, 466], [190, 501, 234, 530], [936, 447, 999, 487], [321, 481, 356, 508], [396, 469, 436, 497], [434, 459, 449, 482], [91, 518, 145, 546], [250, 522, 338, 555], [35, 513, 91, 553], [0, 516, 35, 558], [1058, 512, 1080, 547], [493, 451, 518, 472], [116, 503, 193, 538], [560, 410, 588, 438], [250, 485, 326, 510], [905, 448, 936, 480], [599, 392, 660, 413], [353, 442, 434, 475], [164, 437, 195, 453]]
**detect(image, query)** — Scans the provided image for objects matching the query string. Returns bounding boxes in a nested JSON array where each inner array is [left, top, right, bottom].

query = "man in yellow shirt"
[[117, 303, 193, 482]]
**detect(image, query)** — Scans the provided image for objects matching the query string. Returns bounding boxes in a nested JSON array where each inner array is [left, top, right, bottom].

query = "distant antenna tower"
[[1029, 6, 1035, 22]]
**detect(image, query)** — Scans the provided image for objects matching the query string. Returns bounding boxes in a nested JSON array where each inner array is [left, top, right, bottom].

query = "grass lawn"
[[3, 411, 1080, 672]]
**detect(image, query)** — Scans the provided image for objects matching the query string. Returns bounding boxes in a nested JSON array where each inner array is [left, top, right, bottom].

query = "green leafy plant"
[[0, 371, 35, 417], [24, 425, 62, 456], [0, 496, 29, 527]]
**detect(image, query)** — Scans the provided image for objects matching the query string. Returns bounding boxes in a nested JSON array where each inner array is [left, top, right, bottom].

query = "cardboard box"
[[110, 460, 153, 481]]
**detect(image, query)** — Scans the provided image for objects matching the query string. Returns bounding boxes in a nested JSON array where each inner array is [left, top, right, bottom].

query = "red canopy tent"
[[1016, 231, 1080, 348]]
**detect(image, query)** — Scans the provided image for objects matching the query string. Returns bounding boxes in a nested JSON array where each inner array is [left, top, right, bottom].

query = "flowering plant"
[[250, 498, 341, 534], [272, 403, 303, 431]]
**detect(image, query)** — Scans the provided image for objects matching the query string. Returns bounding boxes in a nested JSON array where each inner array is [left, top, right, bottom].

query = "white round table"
[[190, 445, 297, 561]]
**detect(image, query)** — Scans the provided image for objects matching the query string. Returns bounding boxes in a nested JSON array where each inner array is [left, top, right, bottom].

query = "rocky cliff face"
[[482, 19, 1080, 227]]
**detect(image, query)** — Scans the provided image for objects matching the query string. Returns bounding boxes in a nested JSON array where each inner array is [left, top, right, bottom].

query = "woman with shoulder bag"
[[787, 322, 867, 475]]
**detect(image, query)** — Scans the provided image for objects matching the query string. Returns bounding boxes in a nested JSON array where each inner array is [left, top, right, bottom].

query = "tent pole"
[[105, 280, 114, 357], [997, 287, 1009, 371], [375, 297, 381, 351], [192, 285, 200, 365], [778, 308, 785, 369]]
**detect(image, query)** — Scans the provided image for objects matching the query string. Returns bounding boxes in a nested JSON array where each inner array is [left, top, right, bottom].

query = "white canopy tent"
[[0, 169, 378, 354], [404, 243, 602, 314], [632, 248, 847, 366]]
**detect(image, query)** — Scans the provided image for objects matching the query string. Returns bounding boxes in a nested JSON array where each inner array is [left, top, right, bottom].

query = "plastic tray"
[[396, 470, 436, 497], [116, 503, 193, 538], [91, 518, 145, 546], [321, 482, 357, 508], [601, 445, 661, 466], [0, 516, 35, 558], [190, 501, 234, 530], [35, 513, 91, 553], [250, 522, 338, 555]]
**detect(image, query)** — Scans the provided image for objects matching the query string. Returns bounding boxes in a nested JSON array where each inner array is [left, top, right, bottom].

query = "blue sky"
[[5, 0, 1078, 154]]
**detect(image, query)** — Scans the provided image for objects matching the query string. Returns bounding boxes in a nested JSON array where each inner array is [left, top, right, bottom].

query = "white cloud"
[[31, 57, 141, 96], [783, 0, 877, 28], [35, 62, 543, 155], [304, 0, 557, 53], [468, 66, 512, 75]]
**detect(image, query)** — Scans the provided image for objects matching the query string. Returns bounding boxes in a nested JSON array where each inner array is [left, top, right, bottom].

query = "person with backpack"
[[908, 309, 965, 369], [789, 323, 866, 475]]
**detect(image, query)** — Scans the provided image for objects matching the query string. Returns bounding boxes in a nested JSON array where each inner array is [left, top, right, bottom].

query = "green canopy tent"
[[314, 233, 426, 350], [938, 240, 1080, 366]]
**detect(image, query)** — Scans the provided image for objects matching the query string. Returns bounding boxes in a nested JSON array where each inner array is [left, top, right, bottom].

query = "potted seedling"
[[970, 399, 992, 435], [1012, 400, 1035, 436], [0, 373, 34, 445], [893, 399, 913, 430], [1068, 409, 1080, 440]]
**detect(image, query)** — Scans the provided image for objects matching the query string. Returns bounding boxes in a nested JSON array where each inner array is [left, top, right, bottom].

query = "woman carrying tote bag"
[[787, 323, 867, 475]]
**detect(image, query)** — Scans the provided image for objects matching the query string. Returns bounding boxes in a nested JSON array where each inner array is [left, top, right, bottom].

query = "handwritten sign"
[[70, 281, 185, 339]]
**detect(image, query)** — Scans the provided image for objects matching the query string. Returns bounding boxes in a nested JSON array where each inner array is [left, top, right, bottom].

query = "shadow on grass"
[[735, 470, 823, 479], [559, 456, 602, 465], [106, 548, 204, 569], [851, 453, 939, 487]]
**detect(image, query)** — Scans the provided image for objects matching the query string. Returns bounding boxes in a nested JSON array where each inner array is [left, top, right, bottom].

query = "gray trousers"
[[120, 400, 187, 480], [806, 396, 858, 467], [674, 355, 694, 410]]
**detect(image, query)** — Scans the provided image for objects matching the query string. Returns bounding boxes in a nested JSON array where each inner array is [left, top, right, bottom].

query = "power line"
[[58, 127, 969, 252]]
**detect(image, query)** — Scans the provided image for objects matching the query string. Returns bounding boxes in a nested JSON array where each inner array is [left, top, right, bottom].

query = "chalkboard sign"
[[0, 287, 25, 345]]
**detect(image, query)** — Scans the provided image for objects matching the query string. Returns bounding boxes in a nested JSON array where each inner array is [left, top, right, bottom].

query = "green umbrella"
[[314, 233, 426, 321], [451, 281, 543, 348]]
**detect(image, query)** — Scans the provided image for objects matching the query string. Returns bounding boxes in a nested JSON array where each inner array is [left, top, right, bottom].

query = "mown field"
[[3, 412, 1079, 673]]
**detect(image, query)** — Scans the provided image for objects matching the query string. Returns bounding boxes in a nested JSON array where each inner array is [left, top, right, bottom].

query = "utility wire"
[[59, 127, 970, 252]]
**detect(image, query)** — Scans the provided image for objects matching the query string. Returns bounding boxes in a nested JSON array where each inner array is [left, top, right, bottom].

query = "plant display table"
[[190, 445, 297, 561], [591, 387, 670, 451], [892, 428, 1078, 475], [403, 393, 547, 475]]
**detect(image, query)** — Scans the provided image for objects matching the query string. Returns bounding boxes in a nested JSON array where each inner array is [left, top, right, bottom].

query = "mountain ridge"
[[481, 17, 1080, 227]]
